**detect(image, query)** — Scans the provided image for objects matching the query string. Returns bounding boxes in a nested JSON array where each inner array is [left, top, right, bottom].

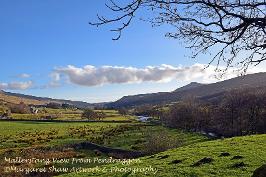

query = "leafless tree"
[[90, 0, 266, 73]]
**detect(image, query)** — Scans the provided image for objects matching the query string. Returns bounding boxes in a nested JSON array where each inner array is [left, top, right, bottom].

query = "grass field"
[[0, 121, 127, 149], [59, 134, 266, 177], [10, 108, 133, 121], [1, 113, 265, 177], [0, 121, 207, 151], [0, 120, 209, 177]]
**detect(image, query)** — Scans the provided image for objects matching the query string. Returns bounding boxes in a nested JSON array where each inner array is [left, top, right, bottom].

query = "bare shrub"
[[9, 102, 31, 114], [143, 130, 183, 154]]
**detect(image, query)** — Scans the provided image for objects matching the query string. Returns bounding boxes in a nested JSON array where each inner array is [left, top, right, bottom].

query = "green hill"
[[59, 134, 266, 177], [0, 90, 102, 108]]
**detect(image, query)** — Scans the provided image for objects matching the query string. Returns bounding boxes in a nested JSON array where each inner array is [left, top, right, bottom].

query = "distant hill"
[[0, 90, 94, 108], [0, 90, 47, 105], [174, 82, 204, 92], [2, 72, 266, 109], [107, 72, 266, 108]]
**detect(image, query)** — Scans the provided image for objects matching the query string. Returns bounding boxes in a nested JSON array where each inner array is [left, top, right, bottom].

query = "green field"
[[59, 134, 266, 177], [10, 108, 133, 121], [0, 121, 124, 149], [0, 120, 209, 177], [0, 121, 207, 151], [0, 110, 265, 177]]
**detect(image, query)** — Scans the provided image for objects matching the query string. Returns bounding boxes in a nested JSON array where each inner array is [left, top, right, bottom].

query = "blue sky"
[[0, 0, 264, 102]]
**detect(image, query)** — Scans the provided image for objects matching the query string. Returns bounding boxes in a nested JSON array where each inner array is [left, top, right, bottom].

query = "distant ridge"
[[107, 72, 266, 108], [0, 90, 94, 108], [174, 82, 204, 92], [1, 72, 266, 109]]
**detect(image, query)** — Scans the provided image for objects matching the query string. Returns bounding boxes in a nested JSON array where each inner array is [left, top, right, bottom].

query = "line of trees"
[[162, 88, 266, 137]]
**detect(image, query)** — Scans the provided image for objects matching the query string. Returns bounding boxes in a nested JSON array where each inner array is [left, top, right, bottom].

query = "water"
[[137, 116, 151, 122]]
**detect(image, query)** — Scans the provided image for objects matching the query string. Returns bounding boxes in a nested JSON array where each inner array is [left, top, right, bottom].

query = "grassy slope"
[[0, 92, 46, 105], [0, 121, 206, 151], [105, 126, 207, 151], [2, 120, 264, 177], [0, 121, 208, 177], [60, 134, 266, 177]]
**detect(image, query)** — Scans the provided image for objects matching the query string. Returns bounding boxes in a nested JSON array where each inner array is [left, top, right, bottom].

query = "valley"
[[0, 73, 266, 177]]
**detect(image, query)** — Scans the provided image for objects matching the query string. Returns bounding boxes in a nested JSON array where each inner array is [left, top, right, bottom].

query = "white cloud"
[[50, 72, 60, 81], [48, 72, 61, 88], [16, 73, 31, 78], [0, 81, 33, 90], [52, 64, 263, 87]]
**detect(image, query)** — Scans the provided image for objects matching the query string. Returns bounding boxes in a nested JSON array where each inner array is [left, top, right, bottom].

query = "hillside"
[[174, 82, 204, 92], [0, 90, 94, 108], [59, 134, 266, 177], [0, 90, 47, 105], [107, 72, 266, 108]]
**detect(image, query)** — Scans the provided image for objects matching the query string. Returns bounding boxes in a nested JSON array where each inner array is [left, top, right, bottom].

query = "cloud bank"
[[0, 81, 33, 90], [53, 64, 247, 87], [1, 64, 263, 91]]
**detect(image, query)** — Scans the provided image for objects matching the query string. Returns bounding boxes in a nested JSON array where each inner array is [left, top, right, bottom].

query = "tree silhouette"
[[91, 0, 266, 72]]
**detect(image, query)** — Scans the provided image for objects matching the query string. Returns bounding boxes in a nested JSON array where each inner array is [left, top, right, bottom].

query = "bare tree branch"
[[90, 0, 266, 72]]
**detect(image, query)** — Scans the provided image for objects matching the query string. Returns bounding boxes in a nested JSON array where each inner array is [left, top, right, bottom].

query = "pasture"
[[60, 134, 266, 177], [10, 108, 132, 121], [0, 119, 208, 177]]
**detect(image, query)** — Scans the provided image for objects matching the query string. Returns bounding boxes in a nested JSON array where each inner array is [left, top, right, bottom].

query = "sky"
[[0, 0, 265, 103]]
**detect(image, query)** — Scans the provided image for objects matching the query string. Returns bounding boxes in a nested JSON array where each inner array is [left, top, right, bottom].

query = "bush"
[[62, 103, 75, 109], [118, 108, 128, 116], [82, 109, 106, 120], [46, 102, 62, 109], [0, 105, 11, 117], [143, 130, 183, 154], [41, 114, 59, 120], [9, 102, 31, 114]]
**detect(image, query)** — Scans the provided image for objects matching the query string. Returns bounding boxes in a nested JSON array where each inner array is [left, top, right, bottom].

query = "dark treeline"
[[162, 88, 266, 137]]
